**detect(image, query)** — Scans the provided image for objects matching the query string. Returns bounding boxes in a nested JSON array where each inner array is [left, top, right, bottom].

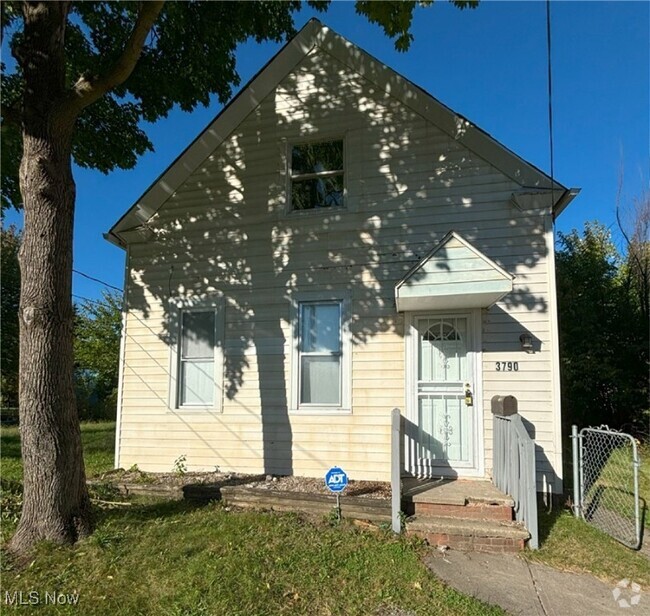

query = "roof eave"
[[553, 187, 581, 220]]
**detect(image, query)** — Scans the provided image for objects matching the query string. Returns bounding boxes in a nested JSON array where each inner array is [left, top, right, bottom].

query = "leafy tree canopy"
[[557, 221, 648, 435], [0, 0, 478, 209], [74, 291, 122, 420]]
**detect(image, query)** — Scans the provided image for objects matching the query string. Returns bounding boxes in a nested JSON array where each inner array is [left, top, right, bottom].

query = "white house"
[[107, 19, 579, 494]]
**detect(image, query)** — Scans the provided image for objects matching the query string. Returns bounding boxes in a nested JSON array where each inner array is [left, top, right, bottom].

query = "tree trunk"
[[8, 1, 92, 556]]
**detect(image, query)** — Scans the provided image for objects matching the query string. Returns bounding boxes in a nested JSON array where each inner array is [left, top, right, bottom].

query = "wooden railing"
[[390, 407, 402, 533], [492, 400, 539, 549]]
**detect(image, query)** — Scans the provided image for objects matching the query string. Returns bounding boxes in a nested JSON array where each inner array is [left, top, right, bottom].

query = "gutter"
[[553, 187, 581, 220], [103, 230, 126, 250]]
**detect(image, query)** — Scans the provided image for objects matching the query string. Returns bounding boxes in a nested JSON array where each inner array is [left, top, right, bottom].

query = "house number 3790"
[[495, 361, 519, 371]]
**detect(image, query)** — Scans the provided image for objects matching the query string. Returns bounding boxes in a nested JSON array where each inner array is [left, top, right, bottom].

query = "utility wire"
[[73, 268, 122, 292], [73, 293, 109, 306], [546, 0, 556, 202]]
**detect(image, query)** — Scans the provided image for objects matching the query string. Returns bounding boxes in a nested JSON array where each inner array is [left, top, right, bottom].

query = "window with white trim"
[[300, 302, 341, 405], [290, 139, 344, 211], [169, 297, 224, 411], [291, 293, 351, 412], [179, 310, 216, 406]]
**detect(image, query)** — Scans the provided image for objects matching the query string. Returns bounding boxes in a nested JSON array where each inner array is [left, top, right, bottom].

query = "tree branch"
[[60, 0, 164, 118]]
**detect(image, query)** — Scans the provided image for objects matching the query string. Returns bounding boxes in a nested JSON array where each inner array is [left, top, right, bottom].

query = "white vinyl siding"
[[116, 45, 561, 490]]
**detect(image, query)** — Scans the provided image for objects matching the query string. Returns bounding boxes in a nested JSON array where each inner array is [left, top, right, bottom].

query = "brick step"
[[402, 479, 515, 522], [406, 515, 529, 553], [409, 500, 513, 521]]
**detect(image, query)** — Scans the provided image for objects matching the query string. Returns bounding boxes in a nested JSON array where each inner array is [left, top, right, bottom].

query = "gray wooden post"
[[391, 407, 401, 534]]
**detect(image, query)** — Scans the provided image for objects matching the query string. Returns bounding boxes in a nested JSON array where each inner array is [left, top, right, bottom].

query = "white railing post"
[[391, 407, 402, 534]]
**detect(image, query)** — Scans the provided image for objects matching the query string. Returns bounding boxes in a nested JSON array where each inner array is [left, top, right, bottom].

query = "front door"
[[412, 314, 476, 476]]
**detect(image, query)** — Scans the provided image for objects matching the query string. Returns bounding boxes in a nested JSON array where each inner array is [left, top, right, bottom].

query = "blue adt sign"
[[325, 466, 348, 493]]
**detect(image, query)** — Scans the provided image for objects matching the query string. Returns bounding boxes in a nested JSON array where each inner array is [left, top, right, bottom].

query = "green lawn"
[[526, 508, 650, 586], [1, 421, 115, 483], [2, 502, 503, 615], [526, 442, 650, 585], [3, 421, 648, 613], [1, 422, 502, 615]]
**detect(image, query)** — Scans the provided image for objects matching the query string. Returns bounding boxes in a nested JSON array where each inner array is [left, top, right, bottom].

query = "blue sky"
[[4, 1, 648, 301]]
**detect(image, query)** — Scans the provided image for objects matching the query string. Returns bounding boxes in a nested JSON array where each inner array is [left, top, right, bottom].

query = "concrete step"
[[406, 515, 530, 553]]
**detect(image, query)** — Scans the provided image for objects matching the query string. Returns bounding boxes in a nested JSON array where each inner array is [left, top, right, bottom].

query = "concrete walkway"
[[424, 549, 646, 615]]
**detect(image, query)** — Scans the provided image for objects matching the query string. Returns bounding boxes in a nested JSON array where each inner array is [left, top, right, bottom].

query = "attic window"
[[290, 139, 344, 210]]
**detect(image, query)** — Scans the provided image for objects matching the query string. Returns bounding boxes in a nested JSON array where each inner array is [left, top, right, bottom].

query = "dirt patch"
[[96, 469, 390, 500], [239, 475, 391, 500], [95, 468, 260, 488]]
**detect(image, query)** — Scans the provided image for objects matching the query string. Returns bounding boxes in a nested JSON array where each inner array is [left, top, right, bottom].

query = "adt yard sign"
[[325, 466, 348, 493]]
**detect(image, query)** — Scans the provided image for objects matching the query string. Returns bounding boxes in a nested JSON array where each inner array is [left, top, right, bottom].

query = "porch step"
[[409, 500, 513, 521], [402, 479, 515, 522], [406, 515, 529, 553]]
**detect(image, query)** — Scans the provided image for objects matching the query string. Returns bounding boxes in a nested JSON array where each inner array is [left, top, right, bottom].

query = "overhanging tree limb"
[[61, 1, 164, 117]]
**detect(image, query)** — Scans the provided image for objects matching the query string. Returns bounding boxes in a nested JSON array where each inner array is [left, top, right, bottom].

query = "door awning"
[[395, 231, 514, 312]]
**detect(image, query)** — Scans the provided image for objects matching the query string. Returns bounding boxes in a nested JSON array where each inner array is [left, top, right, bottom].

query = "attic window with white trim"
[[290, 139, 344, 210]]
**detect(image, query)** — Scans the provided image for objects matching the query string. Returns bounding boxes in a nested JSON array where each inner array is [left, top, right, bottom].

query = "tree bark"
[[8, 1, 92, 556]]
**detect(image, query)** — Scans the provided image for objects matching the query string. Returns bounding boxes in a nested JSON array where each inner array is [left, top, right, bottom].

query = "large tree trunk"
[[8, 1, 92, 556]]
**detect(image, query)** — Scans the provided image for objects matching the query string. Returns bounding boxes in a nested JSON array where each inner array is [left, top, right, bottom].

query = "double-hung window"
[[290, 139, 344, 211], [169, 297, 224, 411], [179, 311, 216, 406], [291, 293, 351, 413]]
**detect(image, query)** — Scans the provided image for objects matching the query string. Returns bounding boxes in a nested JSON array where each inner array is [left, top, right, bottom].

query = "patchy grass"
[[1, 422, 116, 542], [1, 421, 503, 614], [0, 424, 23, 484], [80, 421, 116, 477], [2, 501, 503, 615], [525, 508, 650, 586]]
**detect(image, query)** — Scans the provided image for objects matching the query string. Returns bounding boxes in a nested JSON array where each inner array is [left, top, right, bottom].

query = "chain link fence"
[[572, 426, 643, 549]]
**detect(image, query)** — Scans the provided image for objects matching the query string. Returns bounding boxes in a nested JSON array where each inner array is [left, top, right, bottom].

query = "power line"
[[72, 293, 107, 306], [546, 0, 556, 201], [73, 269, 122, 292]]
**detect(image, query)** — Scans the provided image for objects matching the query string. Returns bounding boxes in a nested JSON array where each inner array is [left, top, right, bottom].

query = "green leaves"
[[557, 222, 648, 435], [74, 291, 123, 420], [356, 1, 478, 52]]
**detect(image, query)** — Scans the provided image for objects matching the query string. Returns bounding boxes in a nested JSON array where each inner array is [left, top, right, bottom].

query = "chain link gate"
[[571, 426, 643, 549]]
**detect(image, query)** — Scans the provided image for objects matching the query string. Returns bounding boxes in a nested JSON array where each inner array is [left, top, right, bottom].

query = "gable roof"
[[106, 19, 579, 247], [395, 231, 514, 311]]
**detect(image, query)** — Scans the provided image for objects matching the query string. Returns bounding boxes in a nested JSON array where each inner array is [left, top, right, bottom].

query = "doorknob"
[[464, 383, 474, 407]]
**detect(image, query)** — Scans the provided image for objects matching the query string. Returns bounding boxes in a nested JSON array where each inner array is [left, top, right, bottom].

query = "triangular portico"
[[395, 231, 514, 312]]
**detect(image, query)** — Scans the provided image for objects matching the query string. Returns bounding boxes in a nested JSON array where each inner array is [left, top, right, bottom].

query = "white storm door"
[[415, 315, 475, 475]]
